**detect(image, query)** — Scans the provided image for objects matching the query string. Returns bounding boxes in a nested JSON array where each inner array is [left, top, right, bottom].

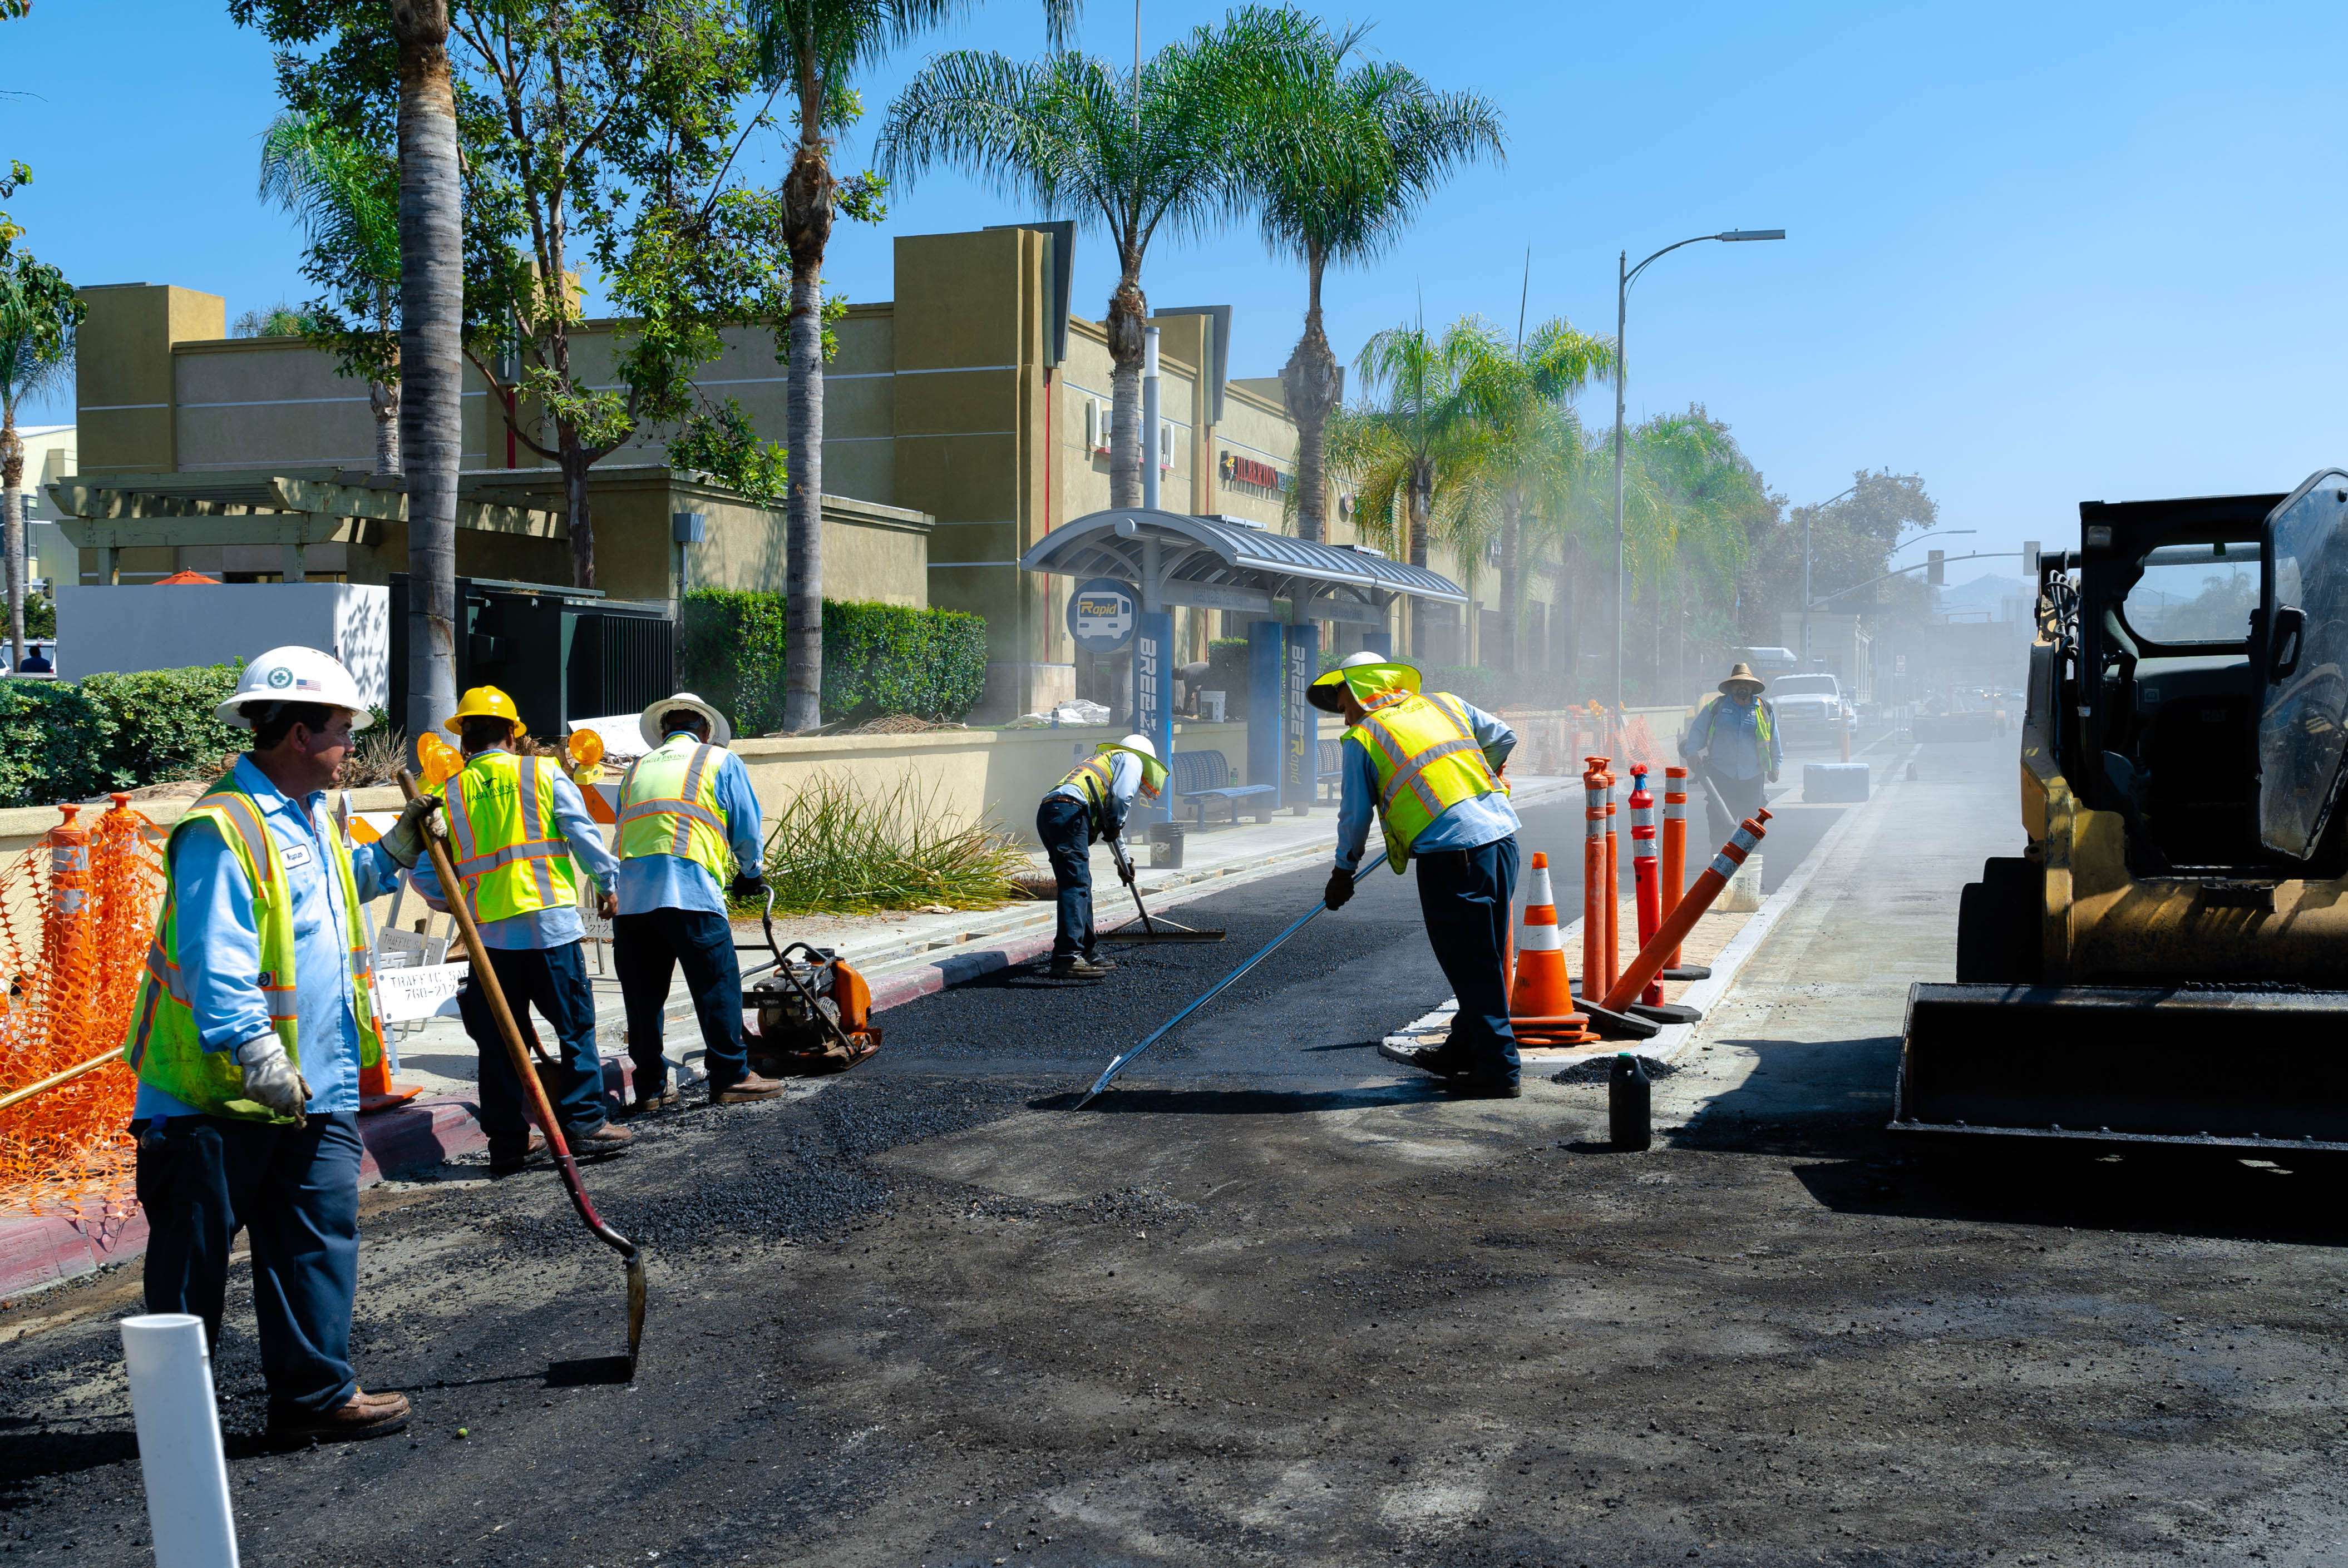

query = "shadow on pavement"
[[1034, 1084, 1441, 1116], [1790, 1150, 2348, 1247]]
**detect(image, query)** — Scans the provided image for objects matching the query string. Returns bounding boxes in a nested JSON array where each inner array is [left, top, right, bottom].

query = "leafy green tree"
[[1620, 407, 1764, 700], [1327, 316, 1494, 656], [1248, 22, 1501, 542], [1742, 467, 1936, 646], [259, 112, 402, 473], [880, 7, 1311, 512], [0, 251, 79, 670]]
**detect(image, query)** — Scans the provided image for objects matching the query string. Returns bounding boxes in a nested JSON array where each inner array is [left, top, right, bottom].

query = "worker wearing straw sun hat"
[[1309, 652, 1525, 1099], [613, 692, 773, 1110], [1683, 661, 1780, 850]]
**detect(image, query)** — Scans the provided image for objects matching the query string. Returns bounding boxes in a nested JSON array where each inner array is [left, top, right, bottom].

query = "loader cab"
[[2065, 490, 2286, 874]]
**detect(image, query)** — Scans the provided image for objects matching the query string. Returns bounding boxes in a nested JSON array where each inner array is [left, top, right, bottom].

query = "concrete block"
[[1803, 761, 1871, 802]]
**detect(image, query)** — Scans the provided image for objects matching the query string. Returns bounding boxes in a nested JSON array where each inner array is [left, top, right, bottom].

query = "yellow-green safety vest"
[[1052, 745, 1165, 835], [1346, 690, 1507, 873], [443, 750, 579, 922], [1692, 694, 1774, 755], [120, 776, 383, 1123], [618, 737, 734, 881]]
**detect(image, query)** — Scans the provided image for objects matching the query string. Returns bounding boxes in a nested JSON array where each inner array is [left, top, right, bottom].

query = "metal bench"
[[1318, 736, 1346, 803], [1170, 749, 1279, 828]]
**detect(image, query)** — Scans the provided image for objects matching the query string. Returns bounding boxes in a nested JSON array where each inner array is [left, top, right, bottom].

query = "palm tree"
[[0, 253, 77, 671], [1328, 317, 1493, 658], [1250, 27, 1501, 542], [880, 7, 1314, 513], [1623, 407, 1759, 699], [259, 112, 402, 475], [1454, 317, 1614, 669], [392, 0, 462, 749], [751, 0, 1078, 733]]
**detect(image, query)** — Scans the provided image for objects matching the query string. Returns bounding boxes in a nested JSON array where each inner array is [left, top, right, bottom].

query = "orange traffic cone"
[[1511, 852, 1597, 1046]]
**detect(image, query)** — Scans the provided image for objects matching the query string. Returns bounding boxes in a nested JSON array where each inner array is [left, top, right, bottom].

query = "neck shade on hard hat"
[[1307, 658, 1422, 713], [1097, 739, 1170, 798]]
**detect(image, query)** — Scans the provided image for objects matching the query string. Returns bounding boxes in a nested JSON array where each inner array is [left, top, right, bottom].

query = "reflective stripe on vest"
[[1056, 756, 1117, 819], [121, 776, 384, 1122], [1346, 691, 1505, 873], [617, 740, 734, 880], [445, 752, 578, 921], [1699, 695, 1774, 756]]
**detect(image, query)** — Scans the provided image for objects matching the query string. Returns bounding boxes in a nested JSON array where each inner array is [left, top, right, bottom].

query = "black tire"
[[1955, 857, 2043, 983]]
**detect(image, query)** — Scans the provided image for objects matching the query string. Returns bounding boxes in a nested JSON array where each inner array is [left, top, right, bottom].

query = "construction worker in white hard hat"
[[613, 692, 775, 1109], [1310, 651, 1525, 1099], [1037, 732, 1167, 978], [123, 646, 437, 1443], [408, 686, 628, 1173]]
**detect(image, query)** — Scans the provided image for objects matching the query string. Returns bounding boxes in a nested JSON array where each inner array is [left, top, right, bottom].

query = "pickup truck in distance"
[[1770, 672, 1850, 730]]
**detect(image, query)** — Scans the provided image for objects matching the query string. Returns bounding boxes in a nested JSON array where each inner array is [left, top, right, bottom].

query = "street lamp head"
[[1718, 229, 1785, 241]]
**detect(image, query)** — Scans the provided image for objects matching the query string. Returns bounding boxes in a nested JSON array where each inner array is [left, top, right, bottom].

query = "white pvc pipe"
[[1141, 325, 1162, 512], [121, 1313, 240, 1568]]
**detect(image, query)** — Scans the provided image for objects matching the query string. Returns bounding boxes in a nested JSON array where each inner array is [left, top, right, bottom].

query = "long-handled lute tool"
[[398, 770, 647, 1375], [1097, 834, 1225, 942], [1074, 901, 1325, 1109]]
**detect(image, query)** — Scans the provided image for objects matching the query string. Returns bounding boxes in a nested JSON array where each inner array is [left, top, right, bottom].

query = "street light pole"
[[1611, 227, 1783, 718], [1799, 481, 1861, 670]]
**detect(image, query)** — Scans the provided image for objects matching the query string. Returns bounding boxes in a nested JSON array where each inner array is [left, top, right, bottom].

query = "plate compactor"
[[1896, 472, 2348, 1154], [742, 891, 882, 1076]]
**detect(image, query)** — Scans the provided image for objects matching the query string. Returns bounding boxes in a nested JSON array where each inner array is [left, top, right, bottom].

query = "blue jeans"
[[135, 1111, 364, 1414], [615, 908, 747, 1092], [1417, 835, 1522, 1087], [1037, 794, 1098, 960], [457, 940, 607, 1151]]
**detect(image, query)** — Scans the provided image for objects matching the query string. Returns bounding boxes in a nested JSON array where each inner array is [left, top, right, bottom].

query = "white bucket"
[[1716, 854, 1764, 913]]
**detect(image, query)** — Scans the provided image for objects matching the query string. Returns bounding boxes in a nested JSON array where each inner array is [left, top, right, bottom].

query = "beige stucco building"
[[62, 224, 1550, 716]]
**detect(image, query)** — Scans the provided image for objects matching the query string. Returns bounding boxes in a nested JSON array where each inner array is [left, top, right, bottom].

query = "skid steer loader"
[[1893, 471, 2348, 1152]]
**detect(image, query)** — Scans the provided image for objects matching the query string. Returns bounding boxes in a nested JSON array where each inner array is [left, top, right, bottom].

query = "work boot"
[[487, 1130, 547, 1176], [1378, 1040, 1469, 1078], [268, 1387, 412, 1443], [1048, 955, 1114, 980], [710, 1072, 785, 1105], [571, 1121, 633, 1157], [625, 1079, 680, 1117]]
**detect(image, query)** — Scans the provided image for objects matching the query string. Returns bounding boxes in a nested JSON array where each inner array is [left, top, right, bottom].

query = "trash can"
[[1147, 822, 1186, 870]]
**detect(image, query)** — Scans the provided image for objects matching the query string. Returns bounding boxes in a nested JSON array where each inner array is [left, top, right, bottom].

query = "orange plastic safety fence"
[[0, 798, 167, 1218]]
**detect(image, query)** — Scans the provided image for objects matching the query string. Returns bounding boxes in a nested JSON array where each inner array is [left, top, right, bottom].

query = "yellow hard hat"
[[444, 685, 525, 737]]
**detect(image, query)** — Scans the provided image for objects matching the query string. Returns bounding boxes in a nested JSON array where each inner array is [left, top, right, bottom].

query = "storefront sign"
[[1066, 577, 1137, 653], [1219, 451, 1293, 494]]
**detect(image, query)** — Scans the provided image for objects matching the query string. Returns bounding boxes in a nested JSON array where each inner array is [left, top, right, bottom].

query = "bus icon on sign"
[[1067, 577, 1138, 653]]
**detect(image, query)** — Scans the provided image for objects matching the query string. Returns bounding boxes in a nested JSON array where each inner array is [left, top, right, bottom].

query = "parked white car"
[[1769, 672, 1852, 730]]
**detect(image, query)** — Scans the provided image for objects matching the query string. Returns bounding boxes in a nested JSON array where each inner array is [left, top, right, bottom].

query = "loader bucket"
[[1892, 982, 2348, 1152]]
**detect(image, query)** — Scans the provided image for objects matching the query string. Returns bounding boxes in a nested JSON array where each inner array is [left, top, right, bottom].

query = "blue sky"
[[12, 2, 2345, 579]]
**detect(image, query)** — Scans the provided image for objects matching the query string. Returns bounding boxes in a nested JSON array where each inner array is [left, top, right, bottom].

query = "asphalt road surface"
[[4, 763, 2345, 1567]]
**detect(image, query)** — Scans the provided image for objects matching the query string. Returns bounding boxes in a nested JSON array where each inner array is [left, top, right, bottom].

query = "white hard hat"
[[1116, 732, 1157, 761], [640, 691, 733, 749], [216, 646, 374, 730]]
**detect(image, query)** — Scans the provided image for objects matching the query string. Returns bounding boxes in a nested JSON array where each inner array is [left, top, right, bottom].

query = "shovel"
[[398, 770, 647, 1377], [1097, 833, 1225, 943]]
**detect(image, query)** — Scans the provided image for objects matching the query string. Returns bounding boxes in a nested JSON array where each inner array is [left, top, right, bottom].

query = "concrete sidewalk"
[[0, 773, 1578, 1303]]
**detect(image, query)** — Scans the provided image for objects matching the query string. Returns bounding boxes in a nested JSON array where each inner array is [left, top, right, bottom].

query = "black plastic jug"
[[1609, 1052, 1652, 1151]]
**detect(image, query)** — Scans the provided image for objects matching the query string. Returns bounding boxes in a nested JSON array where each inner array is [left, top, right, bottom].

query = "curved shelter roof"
[[1017, 508, 1463, 626]]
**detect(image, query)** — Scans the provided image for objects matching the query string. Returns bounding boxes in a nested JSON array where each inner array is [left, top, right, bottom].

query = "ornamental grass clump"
[[752, 770, 1027, 916]]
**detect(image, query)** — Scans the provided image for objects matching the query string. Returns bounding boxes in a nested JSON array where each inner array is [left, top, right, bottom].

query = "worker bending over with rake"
[[123, 646, 438, 1442], [1037, 733, 1166, 978], [1313, 652, 1524, 1099], [411, 685, 627, 1173], [614, 692, 776, 1109]]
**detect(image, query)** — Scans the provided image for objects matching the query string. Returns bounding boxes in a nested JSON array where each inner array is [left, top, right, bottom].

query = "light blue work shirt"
[[132, 754, 403, 1120], [614, 733, 764, 917], [408, 745, 620, 949], [1685, 695, 1783, 781], [1045, 747, 1143, 836], [1333, 697, 1520, 874]]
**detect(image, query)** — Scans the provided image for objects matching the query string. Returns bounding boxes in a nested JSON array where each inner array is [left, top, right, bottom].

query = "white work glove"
[[379, 794, 441, 870], [235, 1037, 313, 1119]]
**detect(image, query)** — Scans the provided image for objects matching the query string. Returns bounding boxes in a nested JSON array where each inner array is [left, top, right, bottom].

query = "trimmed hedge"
[[0, 664, 244, 809], [680, 591, 989, 733]]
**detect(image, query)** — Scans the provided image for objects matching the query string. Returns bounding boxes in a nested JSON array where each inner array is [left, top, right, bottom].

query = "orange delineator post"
[[1661, 765, 1689, 970], [1581, 758, 1607, 1001], [1602, 766, 1620, 996], [1600, 808, 1772, 1015], [1628, 766, 1663, 1008]]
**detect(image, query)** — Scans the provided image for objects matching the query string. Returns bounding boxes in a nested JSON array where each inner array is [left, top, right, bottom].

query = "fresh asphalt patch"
[[4, 827, 2345, 1566]]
